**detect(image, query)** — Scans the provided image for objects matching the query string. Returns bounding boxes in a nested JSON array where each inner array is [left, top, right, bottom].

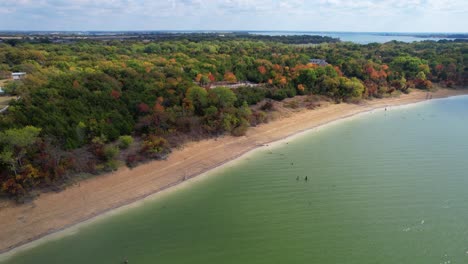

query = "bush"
[[125, 154, 140, 168], [260, 101, 274, 111], [231, 119, 249, 136], [250, 111, 267, 126], [140, 135, 170, 159], [284, 100, 299, 109], [105, 159, 119, 171], [103, 145, 119, 161], [268, 89, 289, 100], [234, 87, 268, 106], [118, 135, 134, 149]]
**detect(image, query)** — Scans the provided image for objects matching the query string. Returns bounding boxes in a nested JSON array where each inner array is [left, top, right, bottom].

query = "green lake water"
[[3, 96, 468, 264]]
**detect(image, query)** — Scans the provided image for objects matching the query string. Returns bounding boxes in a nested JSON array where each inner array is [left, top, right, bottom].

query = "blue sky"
[[0, 0, 467, 32]]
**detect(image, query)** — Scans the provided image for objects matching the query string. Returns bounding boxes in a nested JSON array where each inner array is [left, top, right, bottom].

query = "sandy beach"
[[0, 88, 467, 254]]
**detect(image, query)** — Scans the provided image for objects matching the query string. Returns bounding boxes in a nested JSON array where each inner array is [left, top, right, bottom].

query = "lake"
[[250, 31, 456, 44], [2, 95, 468, 264]]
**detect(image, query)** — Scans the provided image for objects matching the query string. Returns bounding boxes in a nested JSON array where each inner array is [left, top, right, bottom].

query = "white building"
[[12, 72, 27, 80], [0, 87, 4, 95]]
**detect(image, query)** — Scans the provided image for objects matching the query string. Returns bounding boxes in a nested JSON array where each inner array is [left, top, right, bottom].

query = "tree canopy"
[[0, 36, 466, 198]]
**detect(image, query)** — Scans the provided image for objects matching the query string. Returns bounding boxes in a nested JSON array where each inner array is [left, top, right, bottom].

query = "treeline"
[[0, 38, 466, 199], [1, 33, 340, 45], [136, 33, 340, 44], [211, 33, 340, 44]]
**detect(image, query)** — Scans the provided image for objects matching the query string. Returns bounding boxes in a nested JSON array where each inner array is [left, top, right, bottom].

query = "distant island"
[[376, 32, 468, 39]]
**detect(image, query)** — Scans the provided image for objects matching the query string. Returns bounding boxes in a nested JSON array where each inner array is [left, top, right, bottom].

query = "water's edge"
[[1, 93, 466, 260]]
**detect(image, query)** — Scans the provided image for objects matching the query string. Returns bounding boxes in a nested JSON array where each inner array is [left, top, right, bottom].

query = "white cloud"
[[0, 0, 467, 31]]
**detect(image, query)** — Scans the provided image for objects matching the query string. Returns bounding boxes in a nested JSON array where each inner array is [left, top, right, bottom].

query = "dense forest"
[[0, 36, 466, 199]]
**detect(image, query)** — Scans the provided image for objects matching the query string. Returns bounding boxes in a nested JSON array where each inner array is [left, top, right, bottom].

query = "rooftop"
[[12, 72, 27, 76], [309, 59, 328, 66]]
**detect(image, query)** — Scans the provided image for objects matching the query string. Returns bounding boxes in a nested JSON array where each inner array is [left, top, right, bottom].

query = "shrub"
[[140, 135, 170, 159], [260, 101, 274, 111], [231, 119, 249, 136], [284, 100, 299, 109], [125, 154, 140, 168], [103, 145, 119, 161], [250, 111, 267, 126], [103, 160, 119, 171], [118, 135, 134, 149], [268, 88, 289, 100], [234, 87, 268, 106]]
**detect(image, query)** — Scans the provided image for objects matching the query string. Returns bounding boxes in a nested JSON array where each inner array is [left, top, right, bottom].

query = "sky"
[[0, 0, 467, 32]]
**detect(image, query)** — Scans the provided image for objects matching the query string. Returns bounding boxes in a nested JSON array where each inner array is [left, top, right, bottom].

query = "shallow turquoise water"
[[3, 96, 468, 264]]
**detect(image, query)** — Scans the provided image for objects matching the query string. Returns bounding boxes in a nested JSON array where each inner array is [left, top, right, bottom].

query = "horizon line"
[[0, 30, 467, 34]]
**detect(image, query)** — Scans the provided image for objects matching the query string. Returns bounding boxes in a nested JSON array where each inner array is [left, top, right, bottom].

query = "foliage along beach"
[[1, 88, 468, 254], [0, 34, 467, 252]]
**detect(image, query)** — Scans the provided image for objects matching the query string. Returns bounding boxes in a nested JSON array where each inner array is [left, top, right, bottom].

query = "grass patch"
[[283, 100, 300, 109], [0, 96, 15, 108]]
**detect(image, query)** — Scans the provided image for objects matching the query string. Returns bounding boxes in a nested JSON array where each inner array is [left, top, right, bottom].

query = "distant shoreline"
[[0, 31, 466, 43], [1, 88, 468, 257]]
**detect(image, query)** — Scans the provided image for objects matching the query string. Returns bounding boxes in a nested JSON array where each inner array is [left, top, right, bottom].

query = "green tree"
[[186, 86, 208, 115], [391, 56, 428, 79], [297, 69, 318, 91], [0, 126, 41, 175], [340, 77, 365, 99], [208, 87, 237, 109]]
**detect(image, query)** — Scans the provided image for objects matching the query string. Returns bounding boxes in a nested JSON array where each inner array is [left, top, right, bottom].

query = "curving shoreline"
[[1, 88, 467, 256]]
